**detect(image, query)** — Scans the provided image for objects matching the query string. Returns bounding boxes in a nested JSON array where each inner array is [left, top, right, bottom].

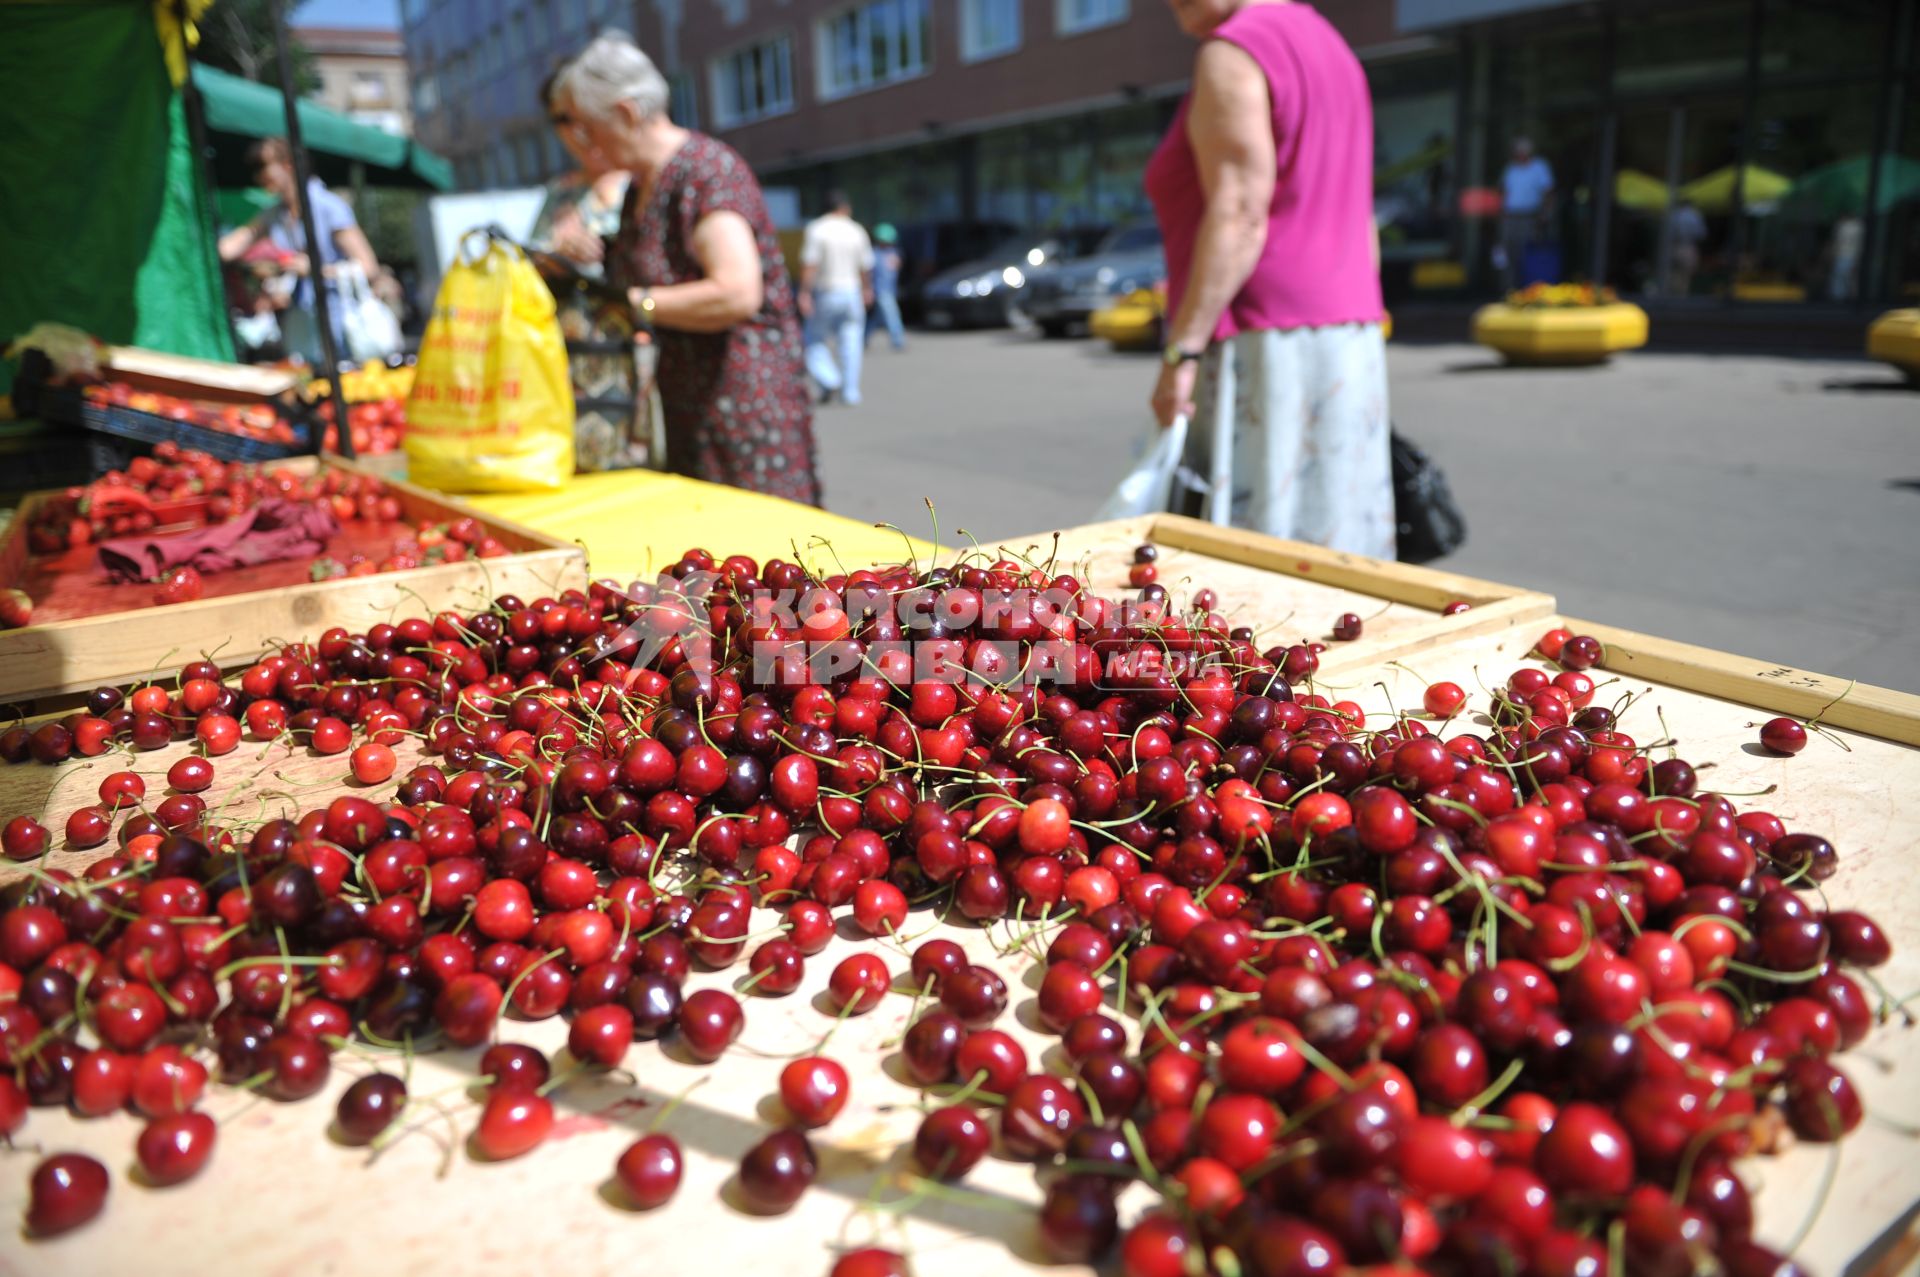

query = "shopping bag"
[[1390, 429, 1468, 563], [337, 264, 403, 364], [1093, 414, 1187, 520], [405, 231, 574, 492]]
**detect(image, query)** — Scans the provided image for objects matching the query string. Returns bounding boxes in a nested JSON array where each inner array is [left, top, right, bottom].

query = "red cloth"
[[97, 499, 340, 583]]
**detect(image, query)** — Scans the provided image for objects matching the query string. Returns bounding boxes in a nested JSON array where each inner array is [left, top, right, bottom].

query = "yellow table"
[[466, 468, 938, 582]]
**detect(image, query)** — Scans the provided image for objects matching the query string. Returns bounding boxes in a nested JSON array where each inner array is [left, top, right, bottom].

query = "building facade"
[[296, 25, 414, 135], [402, 0, 1919, 307]]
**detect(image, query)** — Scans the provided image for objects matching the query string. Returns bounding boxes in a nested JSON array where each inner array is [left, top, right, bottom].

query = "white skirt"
[[1179, 322, 1396, 560]]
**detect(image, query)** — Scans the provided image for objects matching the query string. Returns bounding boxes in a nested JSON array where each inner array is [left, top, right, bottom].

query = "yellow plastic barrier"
[[1866, 309, 1920, 383], [467, 469, 939, 583], [1472, 302, 1649, 366]]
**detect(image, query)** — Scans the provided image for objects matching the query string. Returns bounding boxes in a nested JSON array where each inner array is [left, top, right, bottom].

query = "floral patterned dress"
[[611, 134, 821, 506]]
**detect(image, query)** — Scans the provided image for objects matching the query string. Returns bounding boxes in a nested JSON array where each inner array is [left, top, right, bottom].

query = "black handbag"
[[1390, 430, 1467, 564]]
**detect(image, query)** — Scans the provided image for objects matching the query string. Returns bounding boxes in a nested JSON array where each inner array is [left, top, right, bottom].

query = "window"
[[351, 69, 387, 104], [960, 0, 1019, 62], [1056, 0, 1126, 36], [414, 73, 439, 113], [710, 36, 794, 127], [669, 71, 700, 129], [816, 0, 930, 101]]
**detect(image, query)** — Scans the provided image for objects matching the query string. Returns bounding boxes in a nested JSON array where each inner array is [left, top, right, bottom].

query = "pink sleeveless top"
[[1145, 3, 1383, 339]]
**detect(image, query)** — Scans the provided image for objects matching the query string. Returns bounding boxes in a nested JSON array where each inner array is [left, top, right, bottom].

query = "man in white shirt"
[[800, 192, 875, 405], [1498, 137, 1554, 289]]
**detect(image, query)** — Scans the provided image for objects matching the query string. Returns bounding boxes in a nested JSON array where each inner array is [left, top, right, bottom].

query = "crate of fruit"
[[0, 451, 585, 700], [0, 519, 1912, 1276]]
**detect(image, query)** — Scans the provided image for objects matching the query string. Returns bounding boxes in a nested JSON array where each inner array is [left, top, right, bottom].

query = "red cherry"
[[474, 1090, 554, 1160], [778, 1055, 851, 1127], [136, 1111, 218, 1185], [827, 953, 891, 1015], [616, 1132, 683, 1207], [26, 1152, 109, 1234]]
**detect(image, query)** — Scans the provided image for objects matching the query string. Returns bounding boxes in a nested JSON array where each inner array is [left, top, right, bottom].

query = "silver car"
[[1014, 225, 1164, 338]]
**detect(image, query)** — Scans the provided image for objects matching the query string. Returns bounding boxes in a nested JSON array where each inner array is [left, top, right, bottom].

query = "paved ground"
[[816, 329, 1920, 692]]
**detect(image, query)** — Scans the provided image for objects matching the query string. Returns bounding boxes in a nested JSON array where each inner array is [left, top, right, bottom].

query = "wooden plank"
[[989, 516, 1555, 678], [1561, 615, 1920, 748], [102, 346, 299, 402], [1146, 514, 1536, 610], [0, 458, 587, 701]]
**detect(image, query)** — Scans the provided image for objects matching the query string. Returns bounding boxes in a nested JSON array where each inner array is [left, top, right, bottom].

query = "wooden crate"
[[0, 524, 1914, 1275], [0, 457, 586, 701], [1353, 617, 1920, 1276], [992, 513, 1558, 673]]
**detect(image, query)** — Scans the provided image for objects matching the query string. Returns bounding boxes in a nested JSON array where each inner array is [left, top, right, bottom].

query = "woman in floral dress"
[[552, 32, 820, 505]]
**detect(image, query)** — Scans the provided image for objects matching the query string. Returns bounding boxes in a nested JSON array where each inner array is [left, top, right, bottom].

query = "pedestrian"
[[550, 32, 820, 505], [1665, 198, 1707, 297], [1145, 0, 1393, 558], [868, 222, 907, 352], [1498, 136, 1555, 289], [800, 191, 874, 405], [217, 137, 395, 368], [533, 72, 640, 472]]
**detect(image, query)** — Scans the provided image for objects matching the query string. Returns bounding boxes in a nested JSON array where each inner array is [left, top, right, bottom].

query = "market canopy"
[[1680, 164, 1790, 214], [192, 63, 452, 191], [1778, 154, 1920, 219], [1613, 169, 1669, 212]]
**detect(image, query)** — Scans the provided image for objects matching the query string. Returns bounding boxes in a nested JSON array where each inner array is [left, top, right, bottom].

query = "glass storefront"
[[1426, 0, 1920, 307], [760, 0, 1915, 312]]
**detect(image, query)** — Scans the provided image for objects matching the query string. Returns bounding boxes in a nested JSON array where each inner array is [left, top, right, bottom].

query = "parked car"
[[1015, 225, 1165, 338], [919, 227, 1110, 329], [890, 220, 1020, 323]]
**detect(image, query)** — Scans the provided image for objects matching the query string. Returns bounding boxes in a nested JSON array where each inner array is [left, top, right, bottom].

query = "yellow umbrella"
[[1679, 164, 1791, 213], [1614, 169, 1670, 212]]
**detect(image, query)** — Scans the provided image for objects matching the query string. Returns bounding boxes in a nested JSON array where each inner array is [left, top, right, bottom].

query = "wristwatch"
[[1162, 343, 1204, 367], [637, 288, 656, 321]]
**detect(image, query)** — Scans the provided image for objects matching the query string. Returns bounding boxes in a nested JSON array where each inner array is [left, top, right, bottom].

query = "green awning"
[[191, 63, 451, 191]]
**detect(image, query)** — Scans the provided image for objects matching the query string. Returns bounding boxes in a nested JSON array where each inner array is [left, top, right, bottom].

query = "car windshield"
[[1100, 225, 1162, 254]]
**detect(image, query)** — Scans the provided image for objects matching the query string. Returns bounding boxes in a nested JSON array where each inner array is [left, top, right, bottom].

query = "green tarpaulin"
[[194, 63, 452, 192], [0, 2, 234, 397]]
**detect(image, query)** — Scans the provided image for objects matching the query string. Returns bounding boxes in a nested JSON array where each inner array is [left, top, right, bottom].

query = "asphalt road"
[[815, 328, 1920, 692]]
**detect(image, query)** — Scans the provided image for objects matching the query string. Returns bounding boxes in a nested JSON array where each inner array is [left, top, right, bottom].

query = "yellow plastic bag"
[[405, 233, 574, 492]]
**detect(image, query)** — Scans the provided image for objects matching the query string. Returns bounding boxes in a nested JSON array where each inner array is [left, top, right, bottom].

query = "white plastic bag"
[[337, 264, 403, 363], [1094, 414, 1188, 520]]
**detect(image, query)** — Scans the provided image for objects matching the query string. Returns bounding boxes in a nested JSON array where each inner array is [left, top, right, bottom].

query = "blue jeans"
[[867, 290, 905, 350], [808, 288, 866, 403]]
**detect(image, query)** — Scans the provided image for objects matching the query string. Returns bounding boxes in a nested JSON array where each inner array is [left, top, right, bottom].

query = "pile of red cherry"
[[0, 541, 1896, 1277]]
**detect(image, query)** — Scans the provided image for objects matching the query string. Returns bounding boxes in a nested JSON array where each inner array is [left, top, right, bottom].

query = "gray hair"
[[558, 30, 671, 122]]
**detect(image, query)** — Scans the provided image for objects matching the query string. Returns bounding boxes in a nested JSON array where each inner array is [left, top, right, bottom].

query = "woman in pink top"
[[1145, 0, 1393, 558]]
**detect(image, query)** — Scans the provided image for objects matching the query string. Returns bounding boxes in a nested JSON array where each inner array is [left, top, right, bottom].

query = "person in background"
[[1498, 136, 1555, 289], [534, 69, 640, 473], [867, 222, 907, 352], [800, 191, 874, 405], [1145, 0, 1392, 559], [217, 137, 392, 367], [1665, 198, 1707, 297], [551, 32, 819, 505]]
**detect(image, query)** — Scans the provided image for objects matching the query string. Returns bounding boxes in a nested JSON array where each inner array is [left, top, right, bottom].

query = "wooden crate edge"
[[1316, 592, 1558, 678], [1560, 616, 1920, 748], [1146, 515, 1538, 611]]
